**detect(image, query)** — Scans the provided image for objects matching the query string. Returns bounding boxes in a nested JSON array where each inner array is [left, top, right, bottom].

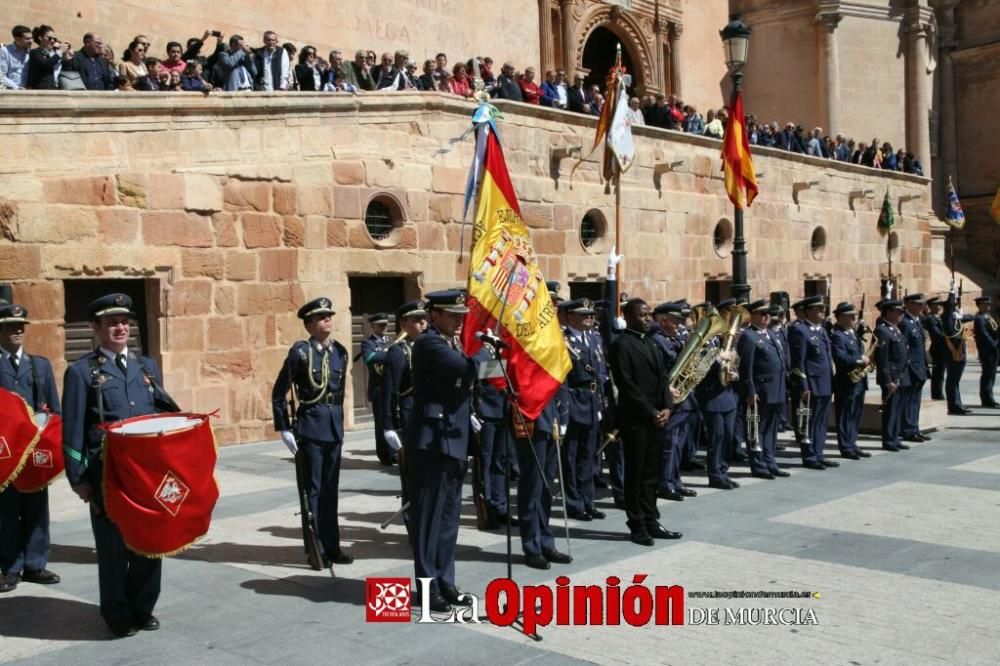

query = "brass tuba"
[[668, 305, 730, 402], [719, 304, 749, 386]]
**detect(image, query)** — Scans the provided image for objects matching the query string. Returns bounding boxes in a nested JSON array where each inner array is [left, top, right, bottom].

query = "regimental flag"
[[0, 387, 40, 492], [572, 43, 633, 184], [721, 89, 759, 209], [991, 185, 1000, 225], [944, 177, 965, 230], [463, 123, 571, 420], [877, 190, 895, 233]]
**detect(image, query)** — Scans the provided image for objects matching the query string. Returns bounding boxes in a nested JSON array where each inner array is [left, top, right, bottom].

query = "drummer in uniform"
[[0, 303, 61, 593], [62, 293, 170, 637], [272, 297, 354, 567], [361, 313, 394, 465]]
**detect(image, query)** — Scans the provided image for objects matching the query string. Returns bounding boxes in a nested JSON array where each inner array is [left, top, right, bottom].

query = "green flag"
[[877, 190, 894, 233]]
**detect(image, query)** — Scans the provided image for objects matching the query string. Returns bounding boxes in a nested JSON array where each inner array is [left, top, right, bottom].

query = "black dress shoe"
[[413, 591, 452, 613], [882, 445, 900, 452], [588, 509, 607, 520], [677, 486, 698, 498], [727, 479, 741, 488], [772, 469, 791, 477], [856, 450, 872, 458], [803, 462, 826, 470], [648, 524, 683, 540], [820, 459, 840, 468], [919, 433, 932, 441], [841, 451, 860, 460], [21, 568, 60, 585], [948, 408, 972, 415], [542, 549, 573, 564], [107, 618, 137, 638], [134, 613, 160, 631], [657, 489, 685, 501], [525, 553, 551, 570], [329, 549, 354, 565], [709, 479, 735, 490], [567, 509, 592, 521], [903, 435, 923, 443], [897, 443, 911, 450], [630, 532, 654, 546], [751, 471, 774, 480], [0, 573, 19, 593], [440, 584, 472, 607]]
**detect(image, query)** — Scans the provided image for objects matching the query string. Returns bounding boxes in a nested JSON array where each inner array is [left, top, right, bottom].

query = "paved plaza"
[[2, 368, 999, 665]]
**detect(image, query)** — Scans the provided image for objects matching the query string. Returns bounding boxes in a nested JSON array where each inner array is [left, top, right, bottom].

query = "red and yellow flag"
[[721, 89, 758, 209], [463, 127, 571, 419]]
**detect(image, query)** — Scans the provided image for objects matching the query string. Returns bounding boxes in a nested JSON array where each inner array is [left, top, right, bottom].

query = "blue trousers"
[[800, 395, 832, 464], [835, 383, 866, 453], [702, 409, 736, 482], [881, 387, 904, 448], [516, 430, 557, 556], [371, 392, 392, 464], [981, 352, 997, 405], [748, 402, 781, 475], [930, 350, 946, 399], [300, 436, 344, 557], [479, 418, 510, 515], [946, 358, 966, 411], [0, 486, 50, 575], [659, 407, 695, 491], [562, 421, 597, 514], [901, 380, 925, 437], [406, 450, 466, 593]]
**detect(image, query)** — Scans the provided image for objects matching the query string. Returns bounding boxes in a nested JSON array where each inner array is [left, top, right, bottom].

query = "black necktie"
[[8, 355, 18, 372], [116, 353, 127, 375]]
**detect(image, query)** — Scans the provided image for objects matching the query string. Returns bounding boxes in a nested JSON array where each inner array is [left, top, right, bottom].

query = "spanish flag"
[[462, 123, 571, 419], [721, 89, 758, 208]]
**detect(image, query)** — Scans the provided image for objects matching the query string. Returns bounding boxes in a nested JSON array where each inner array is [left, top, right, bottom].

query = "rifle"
[[287, 363, 324, 571], [858, 293, 869, 342]]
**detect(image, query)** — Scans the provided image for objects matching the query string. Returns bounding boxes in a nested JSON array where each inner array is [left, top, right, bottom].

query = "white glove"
[[949, 279, 956, 295], [614, 316, 626, 331], [471, 414, 483, 433], [597, 411, 603, 422], [280, 431, 298, 455], [559, 424, 568, 437], [385, 430, 402, 451], [607, 244, 624, 280]]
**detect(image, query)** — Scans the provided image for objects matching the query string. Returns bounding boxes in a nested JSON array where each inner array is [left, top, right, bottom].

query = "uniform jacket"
[[737, 325, 787, 404], [62, 350, 165, 486], [360, 333, 390, 401], [974, 313, 999, 359], [830, 326, 868, 392], [271, 338, 348, 444], [942, 292, 966, 357], [380, 336, 417, 432], [693, 337, 738, 413], [788, 321, 834, 396], [922, 314, 946, 358], [0, 351, 59, 413], [650, 324, 696, 411], [609, 328, 674, 428], [874, 323, 911, 388], [899, 312, 929, 382], [563, 327, 604, 425]]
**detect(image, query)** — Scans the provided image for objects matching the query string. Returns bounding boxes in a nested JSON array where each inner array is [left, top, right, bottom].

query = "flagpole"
[[614, 167, 622, 318], [886, 232, 893, 299]]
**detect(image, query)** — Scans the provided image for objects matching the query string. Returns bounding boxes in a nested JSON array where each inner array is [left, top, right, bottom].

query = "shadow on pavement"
[[0, 596, 109, 641]]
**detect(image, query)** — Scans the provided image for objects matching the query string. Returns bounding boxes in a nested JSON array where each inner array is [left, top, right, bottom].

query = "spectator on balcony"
[[746, 115, 760, 144], [646, 93, 672, 130], [433, 52, 447, 83], [101, 43, 115, 67], [518, 66, 541, 104], [438, 70, 454, 93], [640, 95, 654, 124], [538, 70, 556, 107], [132, 34, 152, 53], [805, 127, 823, 157], [881, 142, 897, 170], [833, 134, 850, 161], [566, 73, 591, 114], [418, 59, 436, 91], [213, 34, 256, 91], [851, 141, 866, 165], [494, 61, 522, 101], [1, 25, 32, 89], [117, 39, 148, 90], [180, 60, 212, 92], [592, 92, 605, 116], [294, 46, 321, 91], [370, 52, 401, 90], [626, 97, 645, 126], [668, 95, 685, 127], [340, 49, 374, 91], [165, 69, 182, 91], [27, 25, 72, 90], [477, 57, 496, 95], [160, 42, 186, 77], [401, 60, 420, 90], [63, 32, 116, 91], [756, 120, 777, 147], [447, 62, 472, 98], [861, 139, 879, 167], [543, 69, 568, 110], [254, 31, 289, 91], [703, 108, 724, 138], [134, 57, 167, 91]]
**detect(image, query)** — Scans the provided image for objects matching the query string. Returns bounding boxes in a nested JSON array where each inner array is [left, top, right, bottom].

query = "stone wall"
[[0, 91, 932, 445]]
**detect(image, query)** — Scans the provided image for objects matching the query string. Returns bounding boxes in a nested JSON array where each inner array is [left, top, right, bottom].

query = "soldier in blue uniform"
[[874, 299, 911, 451], [923, 296, 947, 400], [406, 290, 495, 613], [559, 298, 606, 521], [0, 303, 61, 594], [360, 313, 394, 464], [475, 380, 512, 526], [973, 296, 998, 407], [738, 299, 791, 480], [651, 302, 703, 497], [830, 302, 873, 460], [900, 294, 931, 441], [787, 300, 810, 445], [272, 297, 354, 567], [942, 286, 971, 414], [380, 301, 428, 451], [768, 305, 792, 436], [62, 294, 171, 637], [788, 295, 838, 470]]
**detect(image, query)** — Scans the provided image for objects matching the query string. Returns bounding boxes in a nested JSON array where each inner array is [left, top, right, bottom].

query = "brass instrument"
[[667, 304, 730, 402], [796, 394, 812, 446], [746, 399, 762, 453], [849, 336, 879, 383], [719, 304, 749, 386]]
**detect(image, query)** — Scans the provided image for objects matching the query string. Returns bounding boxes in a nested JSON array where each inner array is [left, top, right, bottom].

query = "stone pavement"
[[2, 368, 999, 665]]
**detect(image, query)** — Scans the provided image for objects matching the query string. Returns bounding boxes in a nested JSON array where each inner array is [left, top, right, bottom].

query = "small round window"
[[811, 226, 827, 260], [363, 194, 405, 245], [580, 209, 607, 251], [714, 219, 734, 258]]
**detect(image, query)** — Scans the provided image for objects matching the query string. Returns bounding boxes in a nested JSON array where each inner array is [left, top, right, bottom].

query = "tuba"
[[849, 336, 879, 383], [719, 304, 750, 386], [668, 305, 730, 402]]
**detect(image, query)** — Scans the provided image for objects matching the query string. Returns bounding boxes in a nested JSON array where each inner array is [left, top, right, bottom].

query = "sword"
[[596, 429, 620, 458]]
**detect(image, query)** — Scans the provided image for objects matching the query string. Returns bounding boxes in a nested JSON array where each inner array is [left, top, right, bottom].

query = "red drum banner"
[[0, 387, 39, 492], [100, 413, 220, 557], [13, 411, 65, 493]]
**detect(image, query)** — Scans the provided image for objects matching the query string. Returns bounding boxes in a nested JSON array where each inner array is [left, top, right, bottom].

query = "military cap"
[[833, 301, 857, 317], [926, 296, 942, 306], [717, 298, 737, 310], [88, 293, 135, 319], [877, 299, 904, 311], [426, 289, 469, 314], [545, 280, 561, 296], [298, 297, 335, 320], [974, 296, 992, 305], [767, 304, 784, 317], [396, 300, 427, 320], [795, 295, 824, 310], [367, 312, 390, 325], [563, 298, 596, 315], [746, 298, 769, 313], [903, 293, 925, 304], [0, 303, 29, 325], [653, 302, 684, 316]]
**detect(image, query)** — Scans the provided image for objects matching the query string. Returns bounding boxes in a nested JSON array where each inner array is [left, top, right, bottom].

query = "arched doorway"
[[581, 26, 638, 95]]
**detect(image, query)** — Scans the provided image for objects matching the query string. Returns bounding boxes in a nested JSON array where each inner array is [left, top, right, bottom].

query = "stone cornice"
[[950, 39, 1000, 62]]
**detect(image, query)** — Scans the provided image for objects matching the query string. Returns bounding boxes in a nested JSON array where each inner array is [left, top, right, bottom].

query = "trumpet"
[[796, 394, 812, 446], [746, 399, 762, 453], [849, 336, 879, 383]]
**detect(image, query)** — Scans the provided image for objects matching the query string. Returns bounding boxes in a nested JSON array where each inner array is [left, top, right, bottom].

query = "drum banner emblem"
[[155, 471, 190, 517]]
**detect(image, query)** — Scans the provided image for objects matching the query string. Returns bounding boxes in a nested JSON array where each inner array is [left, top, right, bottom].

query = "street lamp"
[[720, 14, 751, 303]]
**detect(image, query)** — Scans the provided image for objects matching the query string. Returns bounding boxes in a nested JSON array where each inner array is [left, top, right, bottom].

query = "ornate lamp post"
[[720, 14, 751, 303]]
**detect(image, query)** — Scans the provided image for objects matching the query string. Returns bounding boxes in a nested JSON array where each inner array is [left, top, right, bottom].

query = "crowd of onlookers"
[[0, 22, 923, 175]]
